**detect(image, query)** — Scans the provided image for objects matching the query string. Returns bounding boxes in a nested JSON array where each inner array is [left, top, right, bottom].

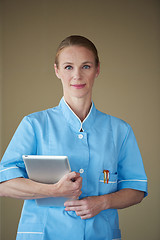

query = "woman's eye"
[[65, 65, 73, 70], [83, 65, 90, 69]]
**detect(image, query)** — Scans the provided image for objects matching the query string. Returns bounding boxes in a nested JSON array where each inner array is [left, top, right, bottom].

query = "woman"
[[0, 35, 147, 240]]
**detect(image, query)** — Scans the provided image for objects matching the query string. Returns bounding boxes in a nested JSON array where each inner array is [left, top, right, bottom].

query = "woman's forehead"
[[58, 46, 95, 64]]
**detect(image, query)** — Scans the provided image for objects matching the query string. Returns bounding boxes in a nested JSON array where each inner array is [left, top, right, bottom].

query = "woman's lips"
[[71, 84, 86, 89]]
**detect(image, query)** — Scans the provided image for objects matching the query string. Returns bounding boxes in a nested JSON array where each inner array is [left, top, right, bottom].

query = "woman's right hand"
[[54, 172, 82, 199]]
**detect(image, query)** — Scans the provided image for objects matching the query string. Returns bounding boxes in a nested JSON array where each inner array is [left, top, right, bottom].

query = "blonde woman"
[[0, 35, 147, 240]]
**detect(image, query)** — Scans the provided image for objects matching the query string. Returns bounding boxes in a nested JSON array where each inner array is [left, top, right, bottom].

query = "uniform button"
[[79, 168, 84, 174], [78, 134, 83, 139]]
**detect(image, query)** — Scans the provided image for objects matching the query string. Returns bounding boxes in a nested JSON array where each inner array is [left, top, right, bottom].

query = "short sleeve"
[[0, 116, 37, 183], [117, 125, 148, 197]]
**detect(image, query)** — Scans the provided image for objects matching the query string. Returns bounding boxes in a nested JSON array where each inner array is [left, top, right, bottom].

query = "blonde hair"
[[55, 35, 99, 68]]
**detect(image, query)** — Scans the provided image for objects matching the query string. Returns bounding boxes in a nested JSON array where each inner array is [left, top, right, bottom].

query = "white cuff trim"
[[17, 232, 43, 234], [118, 179, 147, 183], [0, 166, 19, 173]]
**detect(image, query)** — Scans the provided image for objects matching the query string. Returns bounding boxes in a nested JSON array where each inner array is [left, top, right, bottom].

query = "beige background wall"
[[1, 0, 160, 239]]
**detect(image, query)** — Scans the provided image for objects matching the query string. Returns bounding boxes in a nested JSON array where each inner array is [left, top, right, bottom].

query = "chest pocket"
[[99, 172, 118, 195]]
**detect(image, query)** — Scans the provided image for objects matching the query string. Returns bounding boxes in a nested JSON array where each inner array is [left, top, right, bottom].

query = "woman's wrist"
[[100, 194, 112, 210], [37, 182, 59, 198]]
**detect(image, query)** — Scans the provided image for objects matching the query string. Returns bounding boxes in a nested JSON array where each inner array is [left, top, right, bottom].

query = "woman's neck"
[[63, 95, 92, 122]]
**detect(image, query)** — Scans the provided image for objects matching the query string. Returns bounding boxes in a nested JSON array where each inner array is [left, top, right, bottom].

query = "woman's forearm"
[[102, 188, 144, 210], [0, 178, 52, 199], [0, 172, 82, 200], [64, 188, 144, 219]]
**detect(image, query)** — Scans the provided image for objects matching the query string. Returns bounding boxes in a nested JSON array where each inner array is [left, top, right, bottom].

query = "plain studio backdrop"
[[0, 0, 159, 239]]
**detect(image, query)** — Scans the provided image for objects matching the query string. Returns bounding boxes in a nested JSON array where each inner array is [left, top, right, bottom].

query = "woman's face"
[[54, 46, 100, 101]]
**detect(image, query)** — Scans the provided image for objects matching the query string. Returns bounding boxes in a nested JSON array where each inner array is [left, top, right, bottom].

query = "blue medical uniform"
[[0, 97, 148, 240]]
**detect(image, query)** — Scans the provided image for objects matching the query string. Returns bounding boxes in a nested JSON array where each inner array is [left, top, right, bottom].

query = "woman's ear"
[[54, 64, 61, 79], [95, 62, 100, 78]]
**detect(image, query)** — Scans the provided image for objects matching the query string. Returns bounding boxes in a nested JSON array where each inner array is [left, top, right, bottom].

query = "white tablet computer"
[[23, 155, 71, 207]]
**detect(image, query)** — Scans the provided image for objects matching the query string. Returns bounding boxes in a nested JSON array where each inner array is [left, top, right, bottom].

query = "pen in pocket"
[[103, 170, 110, 184]]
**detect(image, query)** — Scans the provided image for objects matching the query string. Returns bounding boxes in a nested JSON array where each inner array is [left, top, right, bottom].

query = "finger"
[[72, 176, 82, 187], [67, 171, 80, 180], [76, 210, 89, 217], [65, 198, 87, 207], [75, 208, 93, 219], [65, 206, 81, 212], [64, 199, 80, 207], [65, 203, 86, 211], [80, 213, 92, 219], [65, 200, 88, 213], [76, 176, 82, 183], [72, 192, 82, 199]]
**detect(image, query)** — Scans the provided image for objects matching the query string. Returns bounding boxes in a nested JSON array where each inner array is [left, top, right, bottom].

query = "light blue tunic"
[[0, 97, 148, 240]]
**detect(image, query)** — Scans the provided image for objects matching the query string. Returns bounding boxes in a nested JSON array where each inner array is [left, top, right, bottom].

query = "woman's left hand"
[[64, 195, 105, 219], [64, 189, 144, 220]]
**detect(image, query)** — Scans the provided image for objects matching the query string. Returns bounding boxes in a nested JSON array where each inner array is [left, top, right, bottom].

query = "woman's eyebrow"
[[63, 62, 73, 65], [63, 61, 94, 65], [82, 61, 94, 65]]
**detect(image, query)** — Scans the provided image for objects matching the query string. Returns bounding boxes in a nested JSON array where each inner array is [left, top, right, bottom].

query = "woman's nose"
[[73, 68, 82, 80]]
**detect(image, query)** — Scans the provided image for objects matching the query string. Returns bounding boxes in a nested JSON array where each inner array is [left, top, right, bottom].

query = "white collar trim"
[[62, 97, 93, 132]]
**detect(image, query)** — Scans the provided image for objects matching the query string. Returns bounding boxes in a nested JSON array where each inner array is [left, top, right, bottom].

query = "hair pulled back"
[[55, 35, 99, 68]]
